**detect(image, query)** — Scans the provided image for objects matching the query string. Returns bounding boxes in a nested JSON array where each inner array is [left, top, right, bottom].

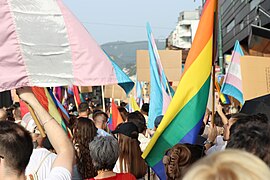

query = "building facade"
[[220, 0, 270, 54], [167, 10, 200, 49]]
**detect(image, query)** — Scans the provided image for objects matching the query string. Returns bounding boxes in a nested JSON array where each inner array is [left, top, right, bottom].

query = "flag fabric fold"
[[104, 51, 135, 95], [108, 99, 123, 131], [129, 96, 140, 112], [0, 0, 133, 92], [221, 40, 244, 105], [147, 23, 172, 129], [142, 0, 216, 179], [32, 87, 71, 136]]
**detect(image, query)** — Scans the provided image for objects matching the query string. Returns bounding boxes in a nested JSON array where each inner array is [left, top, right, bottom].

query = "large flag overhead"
[[142, 0, 216, 179], [0, 0, 133, 92], [221, 40, 244, 105], [147, 23, 172, 129]]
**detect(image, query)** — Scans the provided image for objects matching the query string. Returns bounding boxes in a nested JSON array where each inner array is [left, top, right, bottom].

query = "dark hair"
[[214, 113, 223, 127], [78, 102, 89, 113], [227, 114, 270, 166], [0, 121, 33, 175], [73, 117, 98, 178], [93, 110, 109, 120], [127, 111, 146, 133], [163, 144, 205, 179], [141, 103, 149, 114], [118, 107, 129, 122]]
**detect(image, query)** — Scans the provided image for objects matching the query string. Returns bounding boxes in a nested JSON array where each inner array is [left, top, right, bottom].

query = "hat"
[[112, 122, 139, 139], [21, 112, 40, 134]]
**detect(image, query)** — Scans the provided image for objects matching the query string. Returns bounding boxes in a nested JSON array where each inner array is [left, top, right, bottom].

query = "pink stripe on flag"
[[161, 86, 171, 114], [230, 51, 241, 64], [57, 0, 118, 86], [0, 1, 29, 91], [225, 74, 242, 91]]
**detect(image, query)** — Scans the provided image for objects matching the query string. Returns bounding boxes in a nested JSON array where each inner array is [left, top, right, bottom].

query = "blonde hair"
[[183, 149, 270, 180]]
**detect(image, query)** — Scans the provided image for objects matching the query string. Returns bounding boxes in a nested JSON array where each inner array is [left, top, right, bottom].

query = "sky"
[[62, 0, 202, 45]]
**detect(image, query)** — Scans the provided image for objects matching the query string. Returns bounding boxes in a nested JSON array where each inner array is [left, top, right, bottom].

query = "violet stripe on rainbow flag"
[[142, 0, 216, 179], [221, 40, 244, 105]]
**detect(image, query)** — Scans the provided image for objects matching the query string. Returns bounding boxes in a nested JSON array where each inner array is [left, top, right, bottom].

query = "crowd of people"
[[0, 87, 269, 180]]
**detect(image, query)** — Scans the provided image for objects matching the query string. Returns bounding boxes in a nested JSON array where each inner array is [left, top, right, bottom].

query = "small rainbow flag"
[[32, 87, 71, 137], [108, 99, 123, 131]]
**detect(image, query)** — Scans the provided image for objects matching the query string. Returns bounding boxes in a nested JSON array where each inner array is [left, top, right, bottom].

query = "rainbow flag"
[[221, 40, 244, 104], [72, 85, 84, 108], [147, 23, 172, 129], [32, 87, 71, 136], [108, 99, 123, 131], [142, 0, 216, 178]]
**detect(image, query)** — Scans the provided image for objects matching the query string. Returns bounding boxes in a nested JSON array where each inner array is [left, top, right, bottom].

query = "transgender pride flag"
[[0, 0, 133, 93], [147, 23, 172, 129], [221, 40, 244, 105]]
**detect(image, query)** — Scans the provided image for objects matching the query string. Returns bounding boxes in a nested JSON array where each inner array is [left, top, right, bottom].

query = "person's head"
[[141, 103, 149, 116], [118, 107, 129, 122], [154, 115, 163, 130], [13, 107, 22, 121], [93, 111, 109, 130], [78, 102, 90, 117], [163, 144, 205, 179], [21, 112, 42, 148], [127, 111, 146, 133], [112, 122, 147, 178], [89, 136, 119, 171], [227, 114, 270, 166], [0, 109, 7, 121], [0, 121, 33, 177], [73, 117, 98, 178], [183, 150, 270, 180]]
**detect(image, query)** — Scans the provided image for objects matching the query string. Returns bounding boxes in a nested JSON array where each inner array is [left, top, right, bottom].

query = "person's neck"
[[79, 112, 88, 118], [95, 170, 116, 179]]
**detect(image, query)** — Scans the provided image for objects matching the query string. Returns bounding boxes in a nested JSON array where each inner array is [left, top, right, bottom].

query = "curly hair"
[[73, 117, 98, 179], [163, 144, 205, 179]]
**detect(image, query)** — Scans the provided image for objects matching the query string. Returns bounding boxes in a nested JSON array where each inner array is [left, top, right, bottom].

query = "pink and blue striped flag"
[[147, 23, 172, 129], [0, 0, 133, 93], [221, 40, 244, 105]]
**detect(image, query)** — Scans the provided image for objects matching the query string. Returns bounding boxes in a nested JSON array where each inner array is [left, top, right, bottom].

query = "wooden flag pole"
[[101, 85, 106, 112], [211, 68, 215, 126], [26, 104, 46, 138]]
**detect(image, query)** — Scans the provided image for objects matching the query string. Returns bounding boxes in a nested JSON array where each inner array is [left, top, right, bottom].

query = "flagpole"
[[101, 85, 106, 112], [211, 0, 218, 126], [27, 104, 46, 138], [165, 81, 173, 98]]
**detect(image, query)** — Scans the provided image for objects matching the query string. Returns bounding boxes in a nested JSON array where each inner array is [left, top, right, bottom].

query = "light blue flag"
[[103, 50, 134, 95], [147, 22, 173, 129]]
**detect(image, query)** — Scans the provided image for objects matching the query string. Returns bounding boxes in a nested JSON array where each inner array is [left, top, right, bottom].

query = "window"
[[250, 0, 261, 11], [226, 19, 235, 33]]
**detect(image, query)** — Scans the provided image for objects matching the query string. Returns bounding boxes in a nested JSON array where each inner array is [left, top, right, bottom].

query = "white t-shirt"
[[45, 167, 71, 180], [26, 148, 57, 179]]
